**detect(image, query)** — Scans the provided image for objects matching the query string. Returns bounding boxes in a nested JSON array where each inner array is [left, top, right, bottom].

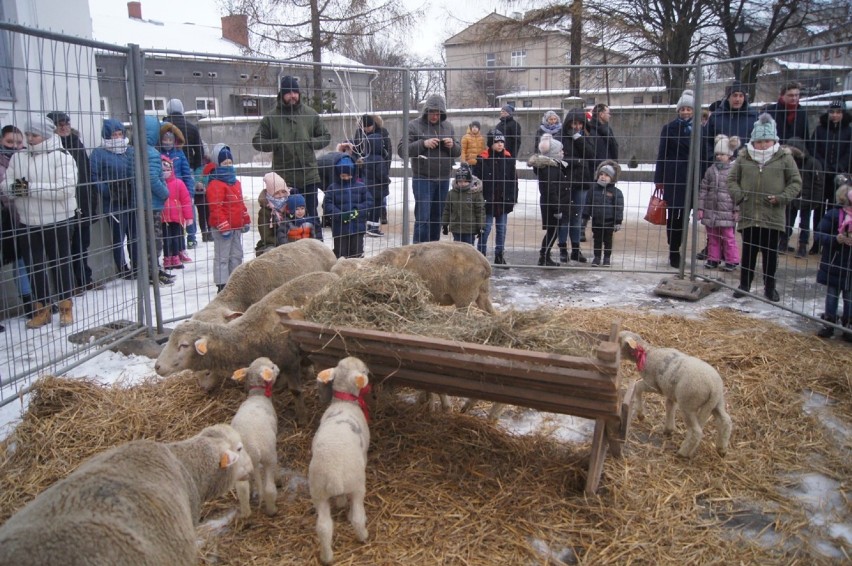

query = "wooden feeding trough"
[[277, 307, 636, 495]]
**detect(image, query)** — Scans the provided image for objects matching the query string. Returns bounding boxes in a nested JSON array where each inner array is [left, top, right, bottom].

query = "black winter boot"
[[809, 242, 821, 255], [559, 245, 569, 264], [538, 252, 558, 267], [842, 317, 852, 343], [817, 314, 837, 338], [570, 246, 587, 263], [494, 252, 507, 267], [796, 243, 808, 258]]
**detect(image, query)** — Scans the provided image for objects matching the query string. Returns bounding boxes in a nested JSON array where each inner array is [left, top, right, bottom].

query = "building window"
[[633, 95, 644, 104], [240, 73, 249, 80], [193, 71, 203, 78], [241, 97, 260, 116], [208, 72, 218, 78], [100, 97, 109, 114], [143, 97, 167, 114], [96, 67, 105, 74], [522, 99, 533, 108], [585, 97, 596, 106], [651, 94, 663, 104], [510, 50, 526, 68], [485, 53, 496, 67], [195, 97, 218, 117], [153, 69, 165, 76]]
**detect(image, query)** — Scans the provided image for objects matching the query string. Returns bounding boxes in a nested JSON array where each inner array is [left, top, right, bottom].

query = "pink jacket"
[[161, 176, 193, 224]]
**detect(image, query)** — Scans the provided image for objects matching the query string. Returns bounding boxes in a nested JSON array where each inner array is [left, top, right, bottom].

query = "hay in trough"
[[304, 266, 598, 357], [0, 303, 850, 564]]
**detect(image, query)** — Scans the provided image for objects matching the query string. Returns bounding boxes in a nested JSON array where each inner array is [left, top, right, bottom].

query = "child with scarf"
[[441, 163, 485, 245], [814, 182, 852, 340], [588, 161, 624, 267], [207, 144, 251, 292], [277, 193, 317, 244], [323, 155, 371, 258], [160, 155, 194, 270]]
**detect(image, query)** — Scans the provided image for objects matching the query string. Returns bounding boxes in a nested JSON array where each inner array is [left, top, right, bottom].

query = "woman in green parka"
[[728, 113, 802, 302]]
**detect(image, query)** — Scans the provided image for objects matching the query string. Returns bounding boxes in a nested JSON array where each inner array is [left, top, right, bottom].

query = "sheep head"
[[318, 356, 370, 396], [197, 424, 253, 482], [232, 357, 280, 397]]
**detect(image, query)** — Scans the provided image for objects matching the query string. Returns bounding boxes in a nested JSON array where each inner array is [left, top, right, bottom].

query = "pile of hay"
[[0, 290, 849, 563], [303, 266, 599, 357]]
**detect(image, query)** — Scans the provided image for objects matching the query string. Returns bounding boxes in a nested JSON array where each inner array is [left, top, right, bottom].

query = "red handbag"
[[644, 187, 668, 226]]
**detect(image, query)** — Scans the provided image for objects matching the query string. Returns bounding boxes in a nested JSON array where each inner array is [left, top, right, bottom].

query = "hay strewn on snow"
[[0, 269, 849, 565]]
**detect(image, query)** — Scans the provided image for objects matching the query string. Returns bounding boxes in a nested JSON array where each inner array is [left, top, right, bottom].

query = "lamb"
[[155, 271, 340, 422], [0, 424, 252, 566], [331, 240, 495, 313], [309, 357, 372, 565], [193, 238, 337, 323], [231, 357, 280, 518], [618, 330, 733, 458]]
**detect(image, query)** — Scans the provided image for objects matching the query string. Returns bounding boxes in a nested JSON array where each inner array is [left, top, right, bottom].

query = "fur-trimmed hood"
[[595, 159, 621, 183]]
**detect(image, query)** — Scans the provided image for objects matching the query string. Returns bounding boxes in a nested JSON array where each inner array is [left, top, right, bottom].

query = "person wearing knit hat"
[[496, 103, 521, 159], [2, 114, 78, 328], [588, 160, 624, 266], [441, 162, 485, 245], [261, 171, 291, 242], [698, 135, 741, 271], [812, 181, 852, 340], [527, 134, 571, 266], [352, 114, 388, 237], [461, 120, 486, 166], [533, 110, 563, 159], [252, 73, 330, 245], [474, 128, 518, 265], [90, 117, 138, 279], [537, 133, 563, 160], [654, 92, 696, 268], [676, 89, 694, 112], [206, 142, 251, 292], [728, 113, 802, 303], [263, 171, 289, 198], [323, 154, 370, 258], [163, 96, 204, 246], [276, 191, 317, 245], [811, 99, 851, 254]]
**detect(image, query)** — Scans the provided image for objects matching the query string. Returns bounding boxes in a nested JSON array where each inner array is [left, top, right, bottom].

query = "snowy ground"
[[0, 168, 848, 557]]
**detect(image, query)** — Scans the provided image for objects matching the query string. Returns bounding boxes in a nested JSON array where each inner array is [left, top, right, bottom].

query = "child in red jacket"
[[207, 145, 251, 292], [160, 155, 194, 270]]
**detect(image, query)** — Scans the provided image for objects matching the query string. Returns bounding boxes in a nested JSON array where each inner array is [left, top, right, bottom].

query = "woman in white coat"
[[0, 115, 78, 328]]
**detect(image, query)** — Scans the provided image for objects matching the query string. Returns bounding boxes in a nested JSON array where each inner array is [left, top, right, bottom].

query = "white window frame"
[[100, 97, 109, 115], [510, 50, 526, 68], [195, 97, 218, 117], [143, 96, 167, 115]]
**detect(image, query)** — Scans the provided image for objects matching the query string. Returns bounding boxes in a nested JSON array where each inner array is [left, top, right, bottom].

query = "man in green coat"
[[252, 75, 331, 248]]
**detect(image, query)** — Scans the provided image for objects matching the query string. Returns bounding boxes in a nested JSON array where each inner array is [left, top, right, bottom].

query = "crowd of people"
[[1, 76, 850, 340]]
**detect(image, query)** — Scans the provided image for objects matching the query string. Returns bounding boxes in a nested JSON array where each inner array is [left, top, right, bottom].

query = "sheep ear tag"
[[194, 338, 208, 355], [232, 368, 248, 382], [625, 337, 637, 349], [219, 449, 239, 469], [355, 374, 369, 390], [261, 367, 274, 382], [317, 368, 334, 384]]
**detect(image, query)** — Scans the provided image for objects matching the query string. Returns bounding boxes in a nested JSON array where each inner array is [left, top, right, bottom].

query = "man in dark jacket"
[[252, 75, 331, 239], [784, 137, 824, 258], [398, 94, 461, 243], [495, 104, 522, 159], [48, 111, 98, 293], [810, 99, 852, 254], [164, 99, 205, 245], [559, 108, 596, 263], [587, 103, 619, 168], [703, 81, 758, 169]]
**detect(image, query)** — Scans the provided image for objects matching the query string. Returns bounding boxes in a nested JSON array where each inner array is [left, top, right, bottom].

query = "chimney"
[[221, 15, 249, 49], [127, 1, 142, 20]]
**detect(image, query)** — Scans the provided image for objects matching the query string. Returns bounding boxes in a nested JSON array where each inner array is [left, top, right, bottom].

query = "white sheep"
[[0, 424, 252, 566], [193, 238, 337, 324], [309, 357, 372, 565], [231, 357, 280, 518], [331, 241, 495, 313], [618, 330, 733, 458], [155, 271, 340, 423]]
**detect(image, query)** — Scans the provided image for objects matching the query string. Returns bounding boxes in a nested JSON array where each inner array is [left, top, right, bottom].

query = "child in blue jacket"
[[323, 155, 372, 258]]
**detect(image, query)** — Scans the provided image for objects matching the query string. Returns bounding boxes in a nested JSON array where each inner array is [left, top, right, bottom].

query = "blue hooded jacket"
[[323, 155, 372, 236], [90, 118, 136, 212], [144, 115, 169, 211]]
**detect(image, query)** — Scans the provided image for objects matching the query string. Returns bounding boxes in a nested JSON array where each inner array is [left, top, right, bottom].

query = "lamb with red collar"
[[309, 357, 372, 565], [618, 330, 732, 458], [231, 357, 280, 518]]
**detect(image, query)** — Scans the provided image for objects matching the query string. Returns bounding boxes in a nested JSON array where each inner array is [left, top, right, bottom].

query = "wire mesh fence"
[[0, 21, 850, 405]]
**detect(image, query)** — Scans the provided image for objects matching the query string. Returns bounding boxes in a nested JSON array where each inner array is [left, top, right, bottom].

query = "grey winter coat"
[[399, 94, 461, 180], [699, 161, 739, 228], [728, 145, 802, 233]]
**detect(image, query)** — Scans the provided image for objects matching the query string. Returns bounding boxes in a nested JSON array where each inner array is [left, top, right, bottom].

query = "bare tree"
[[340, 36, 407, 111], [221, 0, 417, 109], [408, 58, 444, 109]]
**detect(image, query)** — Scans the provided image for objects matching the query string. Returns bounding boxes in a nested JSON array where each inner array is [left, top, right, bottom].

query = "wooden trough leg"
[[585, 418, 608, 496]]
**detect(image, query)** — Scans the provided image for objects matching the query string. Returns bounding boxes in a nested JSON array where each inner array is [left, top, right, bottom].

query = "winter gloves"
[[10, 178, 28, 198]]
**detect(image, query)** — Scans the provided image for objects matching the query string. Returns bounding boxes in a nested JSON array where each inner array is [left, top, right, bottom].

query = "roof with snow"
[[775, 59, 852, 71]]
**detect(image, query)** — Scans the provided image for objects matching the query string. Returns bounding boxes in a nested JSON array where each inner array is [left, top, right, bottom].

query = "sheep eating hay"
[[309, 357, 372, 565], [231, 357, 280, 518], [0, 424, 251, 566], [619, 330, 732, 458]]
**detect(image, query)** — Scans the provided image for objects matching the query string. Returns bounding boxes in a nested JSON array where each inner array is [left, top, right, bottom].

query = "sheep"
[[309, 357, 372, 565], [231, 357, 280, 518], [331, 240, 495, 313], [0, 423, 252, 566], [155, 271, 340, 423], [193, 238, 337, 323], [618, 330, 733, 458]]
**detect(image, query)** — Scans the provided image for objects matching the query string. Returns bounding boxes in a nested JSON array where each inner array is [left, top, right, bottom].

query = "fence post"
[[683, 64, 705, 279], [401, 68, 411, 245], [127, 43, 162, 335]]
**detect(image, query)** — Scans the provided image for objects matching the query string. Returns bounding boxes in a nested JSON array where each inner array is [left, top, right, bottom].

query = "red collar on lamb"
[[333, 384, 372, 422], [250, 382, 274, 398], [630, 344, 647, 372]]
